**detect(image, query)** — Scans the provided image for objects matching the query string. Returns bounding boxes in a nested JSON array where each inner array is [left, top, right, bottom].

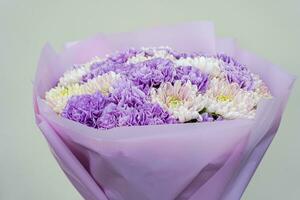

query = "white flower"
[[127, 47, 176, 64], [46, 71, 121, 113], [45, 84, 85, 113], [252, 73, 272, 98], [175, 56, 222, 77], [82, 71, 122, 96], [126, 53, 149, 64], [150, 80, 207, 122], [204, 78, 261, 119], [58, 56, 102, 87]]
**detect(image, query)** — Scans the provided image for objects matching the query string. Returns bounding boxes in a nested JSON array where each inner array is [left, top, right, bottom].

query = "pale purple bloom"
[[128, 58, 176, 94], [61, 92, 108, 128], [174, 66, 209, 93], [217, 54, 254, 90], [200, 112, 223, 122]]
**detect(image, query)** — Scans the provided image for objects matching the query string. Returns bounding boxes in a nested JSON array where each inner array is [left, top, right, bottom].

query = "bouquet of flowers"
[[33, 22, 295, 200]]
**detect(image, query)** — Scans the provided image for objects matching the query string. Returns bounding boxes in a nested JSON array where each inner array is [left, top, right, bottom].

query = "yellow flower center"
[[217, 95, 232, 102], [60, 88, 69, 96], [167, 96, 183, 108], [99, 83, 110, 95]]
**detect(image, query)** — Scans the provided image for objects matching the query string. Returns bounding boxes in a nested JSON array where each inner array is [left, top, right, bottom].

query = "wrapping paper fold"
[[33, 21, 295, 200]]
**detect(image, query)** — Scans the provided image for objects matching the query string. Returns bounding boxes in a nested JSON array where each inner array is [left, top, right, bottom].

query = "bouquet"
[[33, 22, 295, 200]]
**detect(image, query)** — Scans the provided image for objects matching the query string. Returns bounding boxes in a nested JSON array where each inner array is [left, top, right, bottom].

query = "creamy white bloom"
[[127, 47, 176, 64], [175, 56, 222, 77], [45, 84, 85, 113], [252, 73, 272, 98], [82, 71, 122, 95], [204, 78, 262, 119], [46, 71, 121, 113], [150, 80, 207, 122], [126, 53, 149, 64], [58, 56, 102, 87]]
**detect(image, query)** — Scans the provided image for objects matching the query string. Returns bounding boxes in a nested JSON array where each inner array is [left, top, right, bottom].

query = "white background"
[[1, 0, 299, 199]]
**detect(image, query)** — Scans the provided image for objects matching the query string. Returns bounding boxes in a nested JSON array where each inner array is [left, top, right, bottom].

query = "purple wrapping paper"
[[33, 22, 295, 200]]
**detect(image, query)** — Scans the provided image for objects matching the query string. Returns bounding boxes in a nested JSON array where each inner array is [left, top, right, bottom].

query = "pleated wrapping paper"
[[33, 22, 295, 200]]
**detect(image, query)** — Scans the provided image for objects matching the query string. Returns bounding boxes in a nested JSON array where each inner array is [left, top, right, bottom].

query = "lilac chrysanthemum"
[[217, 54, 254, 90]]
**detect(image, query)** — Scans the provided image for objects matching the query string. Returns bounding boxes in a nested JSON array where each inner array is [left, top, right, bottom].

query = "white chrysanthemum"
[[150, 80, 207, 122], [175, 56, 222, 77], [46, 72, 121, 113], [252, 73, 272, 98], [127, 47, 176, 64], [58, 56, 102, 87], [82, 71, 122, 95], [45, 84, 85, 113], [126, 53, 149, 64], [204, 78, 262, 119]]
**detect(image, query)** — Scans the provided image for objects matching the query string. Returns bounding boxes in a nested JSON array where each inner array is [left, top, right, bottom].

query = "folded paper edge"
[[37, 117, 109, 200]]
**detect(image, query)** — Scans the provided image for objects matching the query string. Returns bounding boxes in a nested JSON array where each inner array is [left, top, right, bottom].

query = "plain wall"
[[0, 0, 299, 199]]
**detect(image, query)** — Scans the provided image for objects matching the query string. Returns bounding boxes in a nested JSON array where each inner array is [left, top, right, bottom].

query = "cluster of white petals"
[[82, 72, 121, 95], [174, 56, 222, 77], [204, 78, 261, 119], [58, 57, 102, 87], [45, 84, 85, 113], [150, 80, 207, 122], [45, 71, 121, 113], [127, 47, 176, 64], [251, 74, 272, 98]]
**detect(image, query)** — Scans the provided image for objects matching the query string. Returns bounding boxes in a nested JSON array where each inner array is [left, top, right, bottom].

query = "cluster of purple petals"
[[127, 58, 177, 94], [62, 82, 177, 129], [127, 58, 209, 94], [81, 49, 141, 82], [61, 92, 107, 128], [199, 113, 223, 122], [217, 54, 254, 91], [174, 66, 209, 93]]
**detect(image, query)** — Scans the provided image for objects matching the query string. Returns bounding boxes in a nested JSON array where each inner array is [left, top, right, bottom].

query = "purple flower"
[[81, 60, 126, 82], [109, 80, 148, 107], [123, 103, 176, 126], [174, 66, 209, 93], [61, 92, 108, 128], [97, 103, 120, 129], [81, 49, 141, 83], [217, 54, 254, 91], [198, 112, 223, 122], [128, 58, 176, 94]]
